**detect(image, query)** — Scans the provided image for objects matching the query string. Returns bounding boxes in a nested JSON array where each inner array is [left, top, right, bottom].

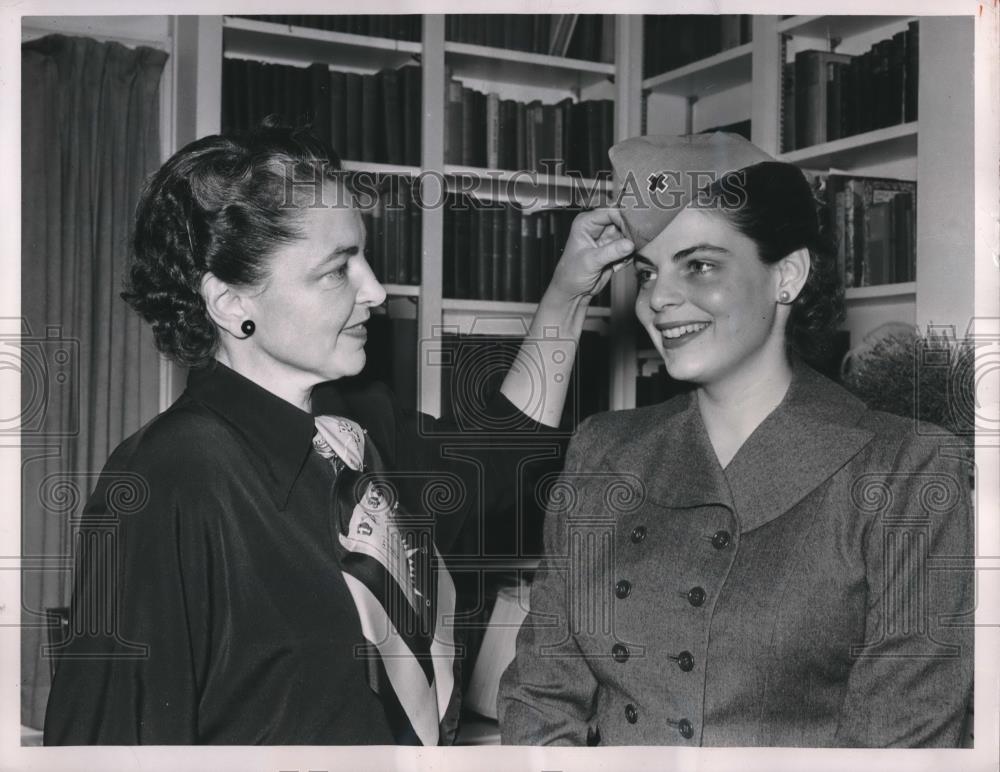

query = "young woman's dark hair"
[[122, 119, 344, 366], [706, 161, 844, 366]]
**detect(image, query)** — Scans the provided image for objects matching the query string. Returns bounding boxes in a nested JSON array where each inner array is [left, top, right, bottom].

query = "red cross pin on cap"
[[608, 133, 774, 251]]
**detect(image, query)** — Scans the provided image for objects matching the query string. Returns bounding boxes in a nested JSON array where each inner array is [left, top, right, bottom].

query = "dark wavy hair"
[[121, 119, 343, 366], [705, 161, 845, 366]]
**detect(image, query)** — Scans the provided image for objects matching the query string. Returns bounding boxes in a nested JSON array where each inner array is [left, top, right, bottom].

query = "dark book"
[[502, 204, 522, 301], [384, 186, 402, 284], [329, 70, 347, 158], [888, 32, 906, 127], [520, 210, 540, 302], [826, 60, 850, 142], [344, 72, 363, 160], [245, 59, 262, 129], [467, 199, 481, 299], [491, 204, 504, 300], [402, 65, 422, 167], [525, 100, 542, 172], [538, 103, 555, 174], [222, 56, 241, 133], [460, 86, 482, 167], [453, 199, 471, 298], [720, 15, 741, 50], [379, 67, 404, 165], [557, 97, 575, 174], [597, 99, 614, 177], [409, 180, 422, 285], [795, 50, 852, 148], [499, 99, 518, 170], [476, 207, 493, 299], [369, 192, 387, 283], [865, 200, 893, 285], [361, 72, 381, 162], [515, 102, 527, 170], [870, 39, 893, 130], [306, 62, 332, 146], [856, 50, 874, 134], [904, 21, 919, 123], [443, 202, 455, 298], [445, 79, 464, 166]]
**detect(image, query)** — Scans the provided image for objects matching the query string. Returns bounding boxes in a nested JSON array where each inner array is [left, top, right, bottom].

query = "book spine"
[[491, 204, 504, 300], [380, 68, 403, 165], [905, 21, 919, 123], [329, 70, 346, 159], [344, 72, 363, 161], [503, 205, 522, 301], [403, 65, 422, 167], [476, 208, 492, 299], [486, 92, 500, 170]]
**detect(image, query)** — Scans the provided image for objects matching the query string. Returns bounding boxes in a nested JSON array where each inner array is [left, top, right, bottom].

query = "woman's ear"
[[776, 247, 811, 303], [200, 272, 249, 338]]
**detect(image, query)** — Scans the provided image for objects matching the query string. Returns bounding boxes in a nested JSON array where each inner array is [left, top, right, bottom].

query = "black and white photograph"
[[2, 2, 998, 770]]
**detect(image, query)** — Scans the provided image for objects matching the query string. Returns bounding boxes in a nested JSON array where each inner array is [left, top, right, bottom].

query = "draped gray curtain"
[[21, 34, 167, 729]]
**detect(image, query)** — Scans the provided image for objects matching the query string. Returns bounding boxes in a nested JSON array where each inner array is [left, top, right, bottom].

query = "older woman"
[[42, 123, 634, 745], [498, 133, 974, 747]]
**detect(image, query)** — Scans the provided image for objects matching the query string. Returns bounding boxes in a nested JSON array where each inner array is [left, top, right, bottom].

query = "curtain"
[[21, 34, 168, 729]]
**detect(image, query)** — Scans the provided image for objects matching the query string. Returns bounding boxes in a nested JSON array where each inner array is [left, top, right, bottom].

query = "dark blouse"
[[43, 361, 566, 745]]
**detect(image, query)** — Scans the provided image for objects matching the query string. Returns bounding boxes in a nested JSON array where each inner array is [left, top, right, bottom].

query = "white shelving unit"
[[175, 13, 974, 413]]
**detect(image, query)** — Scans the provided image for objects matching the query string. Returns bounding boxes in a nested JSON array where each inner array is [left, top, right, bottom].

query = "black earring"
[[240, 319, 256, 337]]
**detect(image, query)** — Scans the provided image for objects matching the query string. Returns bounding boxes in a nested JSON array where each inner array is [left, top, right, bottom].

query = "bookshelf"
[[176, 13, 974, 414]]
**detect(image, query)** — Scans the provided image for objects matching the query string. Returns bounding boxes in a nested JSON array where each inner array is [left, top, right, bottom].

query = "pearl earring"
[[778, 290, 791, 303]]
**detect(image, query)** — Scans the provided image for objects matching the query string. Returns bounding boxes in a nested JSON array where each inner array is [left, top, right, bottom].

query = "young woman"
[[498, 133, 974, 747], [43, 122, 634, 745]]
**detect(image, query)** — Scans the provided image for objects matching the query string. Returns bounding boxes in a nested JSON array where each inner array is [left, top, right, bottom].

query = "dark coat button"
[[625, 704, 638, 724], [630, 525, 647, 543], [676, 650, 694, 671], [711, 530, 731, 549], [615, 579, 632, 599], [678, 718, 694, 739], [612, 643, 630, 663], [686, 586, 706, 607]]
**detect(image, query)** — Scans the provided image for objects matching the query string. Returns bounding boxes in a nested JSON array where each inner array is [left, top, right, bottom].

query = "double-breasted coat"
[[498, 364, 974, 747]]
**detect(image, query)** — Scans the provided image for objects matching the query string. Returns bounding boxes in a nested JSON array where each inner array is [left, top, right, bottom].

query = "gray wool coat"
[[497, 364, 974, 747]]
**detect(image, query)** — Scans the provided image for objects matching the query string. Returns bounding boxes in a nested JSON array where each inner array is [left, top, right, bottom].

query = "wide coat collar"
[[599, 364, 875, 533]]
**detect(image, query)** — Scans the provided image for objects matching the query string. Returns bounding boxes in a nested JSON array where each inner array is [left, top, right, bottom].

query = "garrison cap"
[[608, 133, 774, 251]]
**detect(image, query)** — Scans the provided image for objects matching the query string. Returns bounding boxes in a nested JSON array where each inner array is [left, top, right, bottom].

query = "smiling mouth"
[[659, 321, 711, 340]]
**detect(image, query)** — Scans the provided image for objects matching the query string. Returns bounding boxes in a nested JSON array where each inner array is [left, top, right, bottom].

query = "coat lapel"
[[598, 365, 874, 533], [599, 392, 736, 512], [723, 365, 875, 532]]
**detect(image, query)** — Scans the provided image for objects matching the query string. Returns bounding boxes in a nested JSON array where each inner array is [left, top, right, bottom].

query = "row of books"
[[643, 15, 752, 78], [782, 21, 919, 151], [445, 14, 614, 62], [443, 198, 611, 306], [222, 59, 422, 166], [820, 174, 917, 287], [230, 14, 422, 41], [358, 178, 423, 286], [445, 84, 614, 179]]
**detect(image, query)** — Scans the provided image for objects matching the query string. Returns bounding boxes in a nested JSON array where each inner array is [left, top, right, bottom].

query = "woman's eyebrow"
[[673, 243, 730, 260], [633, 253, 656, 267]]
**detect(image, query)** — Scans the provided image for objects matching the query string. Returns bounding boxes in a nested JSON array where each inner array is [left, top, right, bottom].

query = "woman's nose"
[[356, 258, 387, 307], [647, 273, 684, 311]]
